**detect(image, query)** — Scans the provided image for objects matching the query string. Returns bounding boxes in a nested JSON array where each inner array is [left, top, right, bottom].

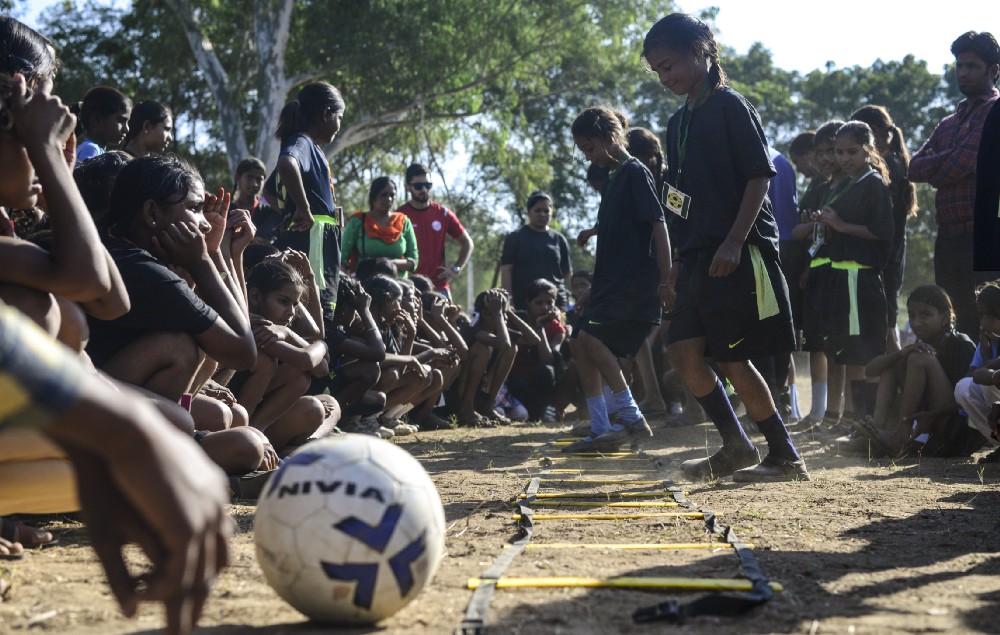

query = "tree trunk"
[[252, 0, 297, 170], [163, 0, 251, 173]]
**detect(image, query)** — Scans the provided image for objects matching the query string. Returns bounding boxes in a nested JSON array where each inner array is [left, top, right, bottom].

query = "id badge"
[[808, 223, 826, 257], [662, 183, 691, 219]]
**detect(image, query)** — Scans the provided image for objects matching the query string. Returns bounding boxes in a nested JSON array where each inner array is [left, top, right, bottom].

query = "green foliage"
[[31, 1, 958, 300]]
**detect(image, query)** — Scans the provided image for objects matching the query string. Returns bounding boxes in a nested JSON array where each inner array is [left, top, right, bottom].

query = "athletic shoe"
[[380, 417, 418, 436], [560, 437, 595, 453], [733, 455, 810, 483], [353, 417, 394, 439], [229, 470, 275, 500], [681, 444, 760, 481], [589, 417, 653, 452]]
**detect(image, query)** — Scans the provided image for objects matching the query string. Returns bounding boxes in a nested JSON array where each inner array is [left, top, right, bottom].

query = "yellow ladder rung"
[[528, 501, 680, 508], [467, 576, 782, 592], [546, 469, 657, 473], [520, 491, 679, 499], [514, 512, 705, 521], [531, 479, 668, 485], [512, 542, 751, 550]]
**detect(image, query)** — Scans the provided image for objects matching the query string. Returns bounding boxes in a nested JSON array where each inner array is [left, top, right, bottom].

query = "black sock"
[[695, 379, 753, 449], [755, 412, 800, 461]]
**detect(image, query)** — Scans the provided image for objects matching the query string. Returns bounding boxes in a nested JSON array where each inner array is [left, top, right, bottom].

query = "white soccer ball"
[[254, 435, 446, 624]]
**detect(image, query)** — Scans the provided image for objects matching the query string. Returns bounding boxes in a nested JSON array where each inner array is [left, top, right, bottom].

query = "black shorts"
[[668, 244, 795, 362], [578, 317, 654, 358], [823, 267, 887, 365], [800, 262, 831, 353]]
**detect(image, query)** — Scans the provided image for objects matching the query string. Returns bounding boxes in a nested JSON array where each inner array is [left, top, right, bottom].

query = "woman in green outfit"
[[342, 177, 418, 275]]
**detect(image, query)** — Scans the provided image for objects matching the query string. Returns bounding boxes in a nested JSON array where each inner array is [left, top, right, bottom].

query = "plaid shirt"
[[909, 87, 999, 226]]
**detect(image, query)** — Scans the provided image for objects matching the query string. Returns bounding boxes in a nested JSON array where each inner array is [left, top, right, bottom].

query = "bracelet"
[[658, 282, 670, 287]]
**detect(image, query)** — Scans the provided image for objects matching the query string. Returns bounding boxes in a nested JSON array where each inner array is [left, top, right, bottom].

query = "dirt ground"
[[3, 372, 1000, 634]]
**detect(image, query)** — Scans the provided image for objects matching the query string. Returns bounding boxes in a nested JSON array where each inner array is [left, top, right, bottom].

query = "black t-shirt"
[[587, 157, 664, 323], [501, 225, 572, 309], [928, 329, 976, 386], [826, 171, 894, 268], [665, 87, 778, 256], [86, 239, 218, 367]]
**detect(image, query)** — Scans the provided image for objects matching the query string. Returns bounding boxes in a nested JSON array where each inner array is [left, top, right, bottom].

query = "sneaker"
[[681, 444, 760, 480], [380, 417, 418, 436], [567, 422, 593, 438], [733, 455, 810, 482], [560, 437, 595, 453], [229, 470, 275, 500], [354, 417, 394, 439], [833, 431, 887, 457], [590, 417, 653, 452]]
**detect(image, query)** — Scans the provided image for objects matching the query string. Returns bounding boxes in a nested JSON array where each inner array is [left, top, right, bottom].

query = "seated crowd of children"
[[4, 12, 1000, 581]]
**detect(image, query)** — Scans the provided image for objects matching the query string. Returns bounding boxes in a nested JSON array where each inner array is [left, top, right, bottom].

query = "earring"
[[150, 221, 157, 228]]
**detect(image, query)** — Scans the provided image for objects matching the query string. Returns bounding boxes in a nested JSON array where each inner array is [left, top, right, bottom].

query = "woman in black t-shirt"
[[500, 191, 572, 310]]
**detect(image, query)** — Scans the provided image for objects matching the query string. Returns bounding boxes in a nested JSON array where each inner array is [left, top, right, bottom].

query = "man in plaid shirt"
[[910, 31, 1000, 338]]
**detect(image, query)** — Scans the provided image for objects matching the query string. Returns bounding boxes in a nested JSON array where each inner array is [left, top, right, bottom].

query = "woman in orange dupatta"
[[341, 177, 418, 275]]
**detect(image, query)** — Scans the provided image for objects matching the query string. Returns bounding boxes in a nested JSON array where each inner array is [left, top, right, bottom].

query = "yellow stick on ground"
[[542, 457, 650, 462], [528, 501, 681, 508], [519, 491, 682, 499], [514, 512, 705, 521], [546, 468, 657, 473], [511, 543, 753, 550], [467, 576, 783, 592], [547, 452, 637, 457], [530, 479, 668, 485]]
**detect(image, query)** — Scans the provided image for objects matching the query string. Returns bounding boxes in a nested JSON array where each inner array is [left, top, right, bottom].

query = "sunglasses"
[[410, 182, 433, 190]]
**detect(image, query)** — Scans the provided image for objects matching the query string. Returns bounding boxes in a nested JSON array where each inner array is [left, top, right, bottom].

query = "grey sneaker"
[[681, 444, 760, 480], [589, 417, 653, 452], [380, 417, 418, 436], [733, 455, 811, 483], [355, 416, 394, 439]]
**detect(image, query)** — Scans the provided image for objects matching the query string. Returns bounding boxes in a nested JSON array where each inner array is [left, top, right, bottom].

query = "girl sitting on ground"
[[857, 285, 980, 457], [361, 274, 445, 436], [231, 258, 337, 453], [507, 279, 566, 421], [955, 282, 1000, 462], [322, 275, 388, 436]]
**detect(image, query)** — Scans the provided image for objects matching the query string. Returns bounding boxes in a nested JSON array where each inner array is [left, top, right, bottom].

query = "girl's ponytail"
[[275, 99, 305, 140]]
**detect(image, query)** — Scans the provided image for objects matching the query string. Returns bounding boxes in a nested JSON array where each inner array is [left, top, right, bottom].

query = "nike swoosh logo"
[[728, 338, 745, 349]]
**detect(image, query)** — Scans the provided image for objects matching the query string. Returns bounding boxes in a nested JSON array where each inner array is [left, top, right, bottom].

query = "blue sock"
[[610, 387, 643, 425], [695, 379, 753, 449], [809, 382, 827, 420], [755, 412, 800, 461], [602, 384, 620, 418], [788, 384, 803, 420], [585, 395, 612, 437]]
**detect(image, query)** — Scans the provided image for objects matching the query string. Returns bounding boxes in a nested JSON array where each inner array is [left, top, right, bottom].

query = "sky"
[[684, 0, 999, 75]]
